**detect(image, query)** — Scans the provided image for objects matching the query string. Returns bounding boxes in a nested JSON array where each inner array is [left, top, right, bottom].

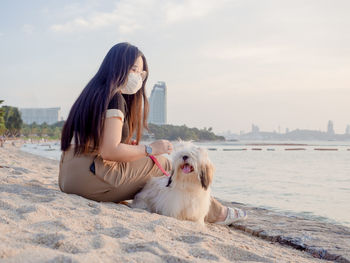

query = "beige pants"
[[58, 146, 223, 223]]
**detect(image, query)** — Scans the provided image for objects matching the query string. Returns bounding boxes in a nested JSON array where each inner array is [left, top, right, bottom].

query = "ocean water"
[[21, 141, 350, 227]]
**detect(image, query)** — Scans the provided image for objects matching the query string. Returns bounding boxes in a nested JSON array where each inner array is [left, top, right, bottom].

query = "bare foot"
[[216, 206, 228, 223]]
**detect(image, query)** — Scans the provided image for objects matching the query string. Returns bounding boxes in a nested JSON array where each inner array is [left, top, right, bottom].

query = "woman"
[[58, 42, 246, 224]]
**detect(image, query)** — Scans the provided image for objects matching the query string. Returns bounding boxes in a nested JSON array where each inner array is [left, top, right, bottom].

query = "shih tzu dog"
[[132, 141, 214, 225]]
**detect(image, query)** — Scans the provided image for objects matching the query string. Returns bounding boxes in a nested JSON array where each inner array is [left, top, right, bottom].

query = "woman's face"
[[131, 56, 143, 73], [130, 56, 147, 81]]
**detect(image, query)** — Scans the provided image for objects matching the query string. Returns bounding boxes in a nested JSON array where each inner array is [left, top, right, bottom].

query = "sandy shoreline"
[[0, 142, 344, 262]]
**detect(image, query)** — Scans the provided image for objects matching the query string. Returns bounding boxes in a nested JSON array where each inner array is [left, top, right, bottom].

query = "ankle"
[[216, 206, 228, 222]]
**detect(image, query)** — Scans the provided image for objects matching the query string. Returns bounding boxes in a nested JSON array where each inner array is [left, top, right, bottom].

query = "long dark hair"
[[61, 42, 149, 155]]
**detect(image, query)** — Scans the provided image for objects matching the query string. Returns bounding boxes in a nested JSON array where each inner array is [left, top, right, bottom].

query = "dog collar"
[[149, 155, 171, 177]]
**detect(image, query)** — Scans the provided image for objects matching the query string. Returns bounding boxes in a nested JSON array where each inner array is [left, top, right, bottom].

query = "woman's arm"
[[99, 117, 172, 162]]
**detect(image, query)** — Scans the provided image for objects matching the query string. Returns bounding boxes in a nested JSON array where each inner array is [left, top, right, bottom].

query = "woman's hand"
[[149, 140, 173, 155]]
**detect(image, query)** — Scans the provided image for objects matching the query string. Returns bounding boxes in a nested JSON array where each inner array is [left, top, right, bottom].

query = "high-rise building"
[[148, 81, 167, 125], [19, 107, 61, 125], [327, 120, 334, 135]]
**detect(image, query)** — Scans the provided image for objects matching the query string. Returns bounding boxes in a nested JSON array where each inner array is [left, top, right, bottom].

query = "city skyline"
[[3, 98, 350, 135], [1, 0, 349, 134], [15, 105, 350, 136], [229, 120, 350, 135]]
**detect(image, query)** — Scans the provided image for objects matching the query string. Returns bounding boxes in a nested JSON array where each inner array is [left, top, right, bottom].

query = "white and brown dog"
[[132, 141, 214, 225]]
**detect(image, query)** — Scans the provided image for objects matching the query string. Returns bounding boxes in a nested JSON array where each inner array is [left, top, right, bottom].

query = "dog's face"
[[170, 141, 214, 190]]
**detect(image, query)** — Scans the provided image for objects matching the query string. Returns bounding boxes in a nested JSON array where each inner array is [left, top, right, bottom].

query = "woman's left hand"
[[150, 140, 173, 155]]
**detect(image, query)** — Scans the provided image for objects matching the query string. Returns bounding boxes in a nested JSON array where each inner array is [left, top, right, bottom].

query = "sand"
[[0, 141, 330, 263]]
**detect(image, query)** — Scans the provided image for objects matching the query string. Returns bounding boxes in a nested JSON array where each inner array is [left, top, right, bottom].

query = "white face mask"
[[120, 72, 143, 94]]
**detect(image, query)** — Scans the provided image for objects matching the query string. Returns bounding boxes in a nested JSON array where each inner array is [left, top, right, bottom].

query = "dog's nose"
[[183, 155, 189, 161]]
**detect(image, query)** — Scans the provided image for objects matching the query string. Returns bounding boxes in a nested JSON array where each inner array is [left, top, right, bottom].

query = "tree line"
[[0, 101, 64, 139], [145, 123, 225, 141], [21, 121, 65, 139], [0, 101, 224, 141]]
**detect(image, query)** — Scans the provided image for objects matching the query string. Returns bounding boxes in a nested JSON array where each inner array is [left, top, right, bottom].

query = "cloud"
[[22, 24, 35, 35], [198, 44, 288, 61], [50, 0, 228, 33], [50, 1, 145, 33], [164, 0, 228, 24], [0, 32, 4, 37]]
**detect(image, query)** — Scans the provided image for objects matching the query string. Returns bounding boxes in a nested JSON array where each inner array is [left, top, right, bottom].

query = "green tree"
[[3, 106, 23, 137], [30, 122, 39, 136], [53, 126, 62, 139], [20, 122, 63, 139], [39, 122, 49, 137], [21, 124, 31, 137], [0, 100, 6, 135]]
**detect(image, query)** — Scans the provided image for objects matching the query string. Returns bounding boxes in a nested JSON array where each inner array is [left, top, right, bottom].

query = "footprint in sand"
[[89, 207, 101, 215], [29, 220, 70, 232], [1, 183, 57, 203], [177, 235, 204, 244], [31, 233, 83, 254], [9, 166, 31, 175], [213, 243, 273, 263], [15, 205, 37, 214], [0, 199, 29, 219], [92, 235, 105, 249], [0, 200, 15, 211], [0, 184, 23, 195], [0, 200, 30, 221], [31, 233, 65, 250], [46, 255, 79, 263], [141, 218, 169, 232], [87, 202, 101, 215], [122, 241, 169, 255], [189, 248, 220, 261], [160, 255, 192, 263], [22, 193, 55, 203], [21, 184, 57, 203], [101, 226, 130, 239]]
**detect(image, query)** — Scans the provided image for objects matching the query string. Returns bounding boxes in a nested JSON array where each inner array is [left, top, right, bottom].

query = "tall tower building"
[[148, 81, 167, 125], [327, 120, 334, 135]]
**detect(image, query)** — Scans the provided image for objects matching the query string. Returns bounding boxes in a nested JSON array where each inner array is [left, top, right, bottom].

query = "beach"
[[0, 142, 348, 262]]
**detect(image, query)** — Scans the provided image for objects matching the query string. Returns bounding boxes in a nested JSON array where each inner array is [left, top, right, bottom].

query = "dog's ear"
[[200, 162, 214, 190]]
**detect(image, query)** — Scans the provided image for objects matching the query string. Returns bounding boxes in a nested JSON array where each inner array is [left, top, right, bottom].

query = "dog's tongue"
[[182, 164, 192, 174]]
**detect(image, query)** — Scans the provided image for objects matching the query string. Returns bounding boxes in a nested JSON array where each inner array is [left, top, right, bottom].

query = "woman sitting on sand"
[[58, 42, 246, 225]]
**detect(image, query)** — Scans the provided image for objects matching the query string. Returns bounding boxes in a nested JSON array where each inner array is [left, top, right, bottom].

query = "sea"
[[21, 140, 350, 228]]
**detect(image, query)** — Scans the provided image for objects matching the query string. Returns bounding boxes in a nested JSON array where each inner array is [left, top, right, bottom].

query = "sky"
[[1, 0, 349, 134]]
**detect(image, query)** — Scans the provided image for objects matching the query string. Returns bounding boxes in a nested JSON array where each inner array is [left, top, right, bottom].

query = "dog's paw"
[[131, 198, 149, 210]]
